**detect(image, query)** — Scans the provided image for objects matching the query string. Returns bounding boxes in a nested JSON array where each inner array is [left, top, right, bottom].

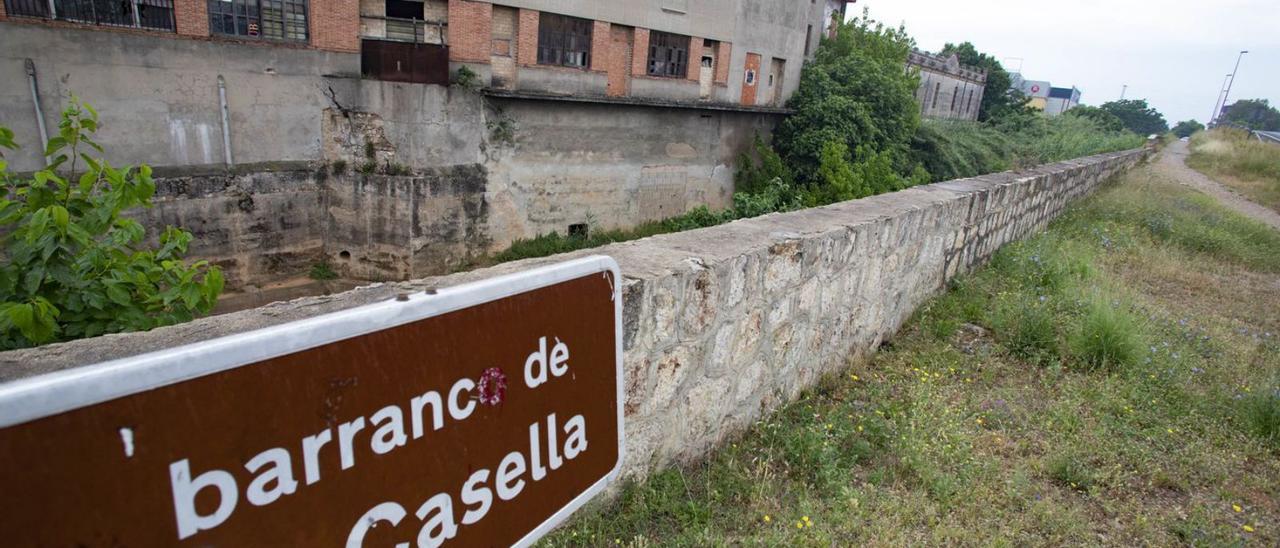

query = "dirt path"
[[1156, 140, 1280, 231]]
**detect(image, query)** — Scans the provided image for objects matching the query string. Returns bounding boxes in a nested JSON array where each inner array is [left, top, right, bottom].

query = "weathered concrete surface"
[[139, 169, 328, 290], [0, 148, 1148, 483]]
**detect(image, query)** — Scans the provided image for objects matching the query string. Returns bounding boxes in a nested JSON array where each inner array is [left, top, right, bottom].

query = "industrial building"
[[906, 49, 986, 121], [1011, 72, 1080, 116], [1, 0, 850, 286]]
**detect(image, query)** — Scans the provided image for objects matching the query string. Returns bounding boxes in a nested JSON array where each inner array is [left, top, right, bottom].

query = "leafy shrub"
[[309, 261, 338, 281], [734, 134, 792, 195], [330, 159, 348, 175], [454, 66, 480, 90], [774, 9, 920, 187], [1070, 297, 1141, 371], [0, 100, 223, 349]]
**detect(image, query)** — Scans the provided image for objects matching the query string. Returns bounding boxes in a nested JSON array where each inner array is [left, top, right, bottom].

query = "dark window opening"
[[950, 85, 959, 112], [537, 12, 592, 68], [208, 0, 309, 41], [568, 223, 589, 238], [646, 30, 689, 78], [4, 0, 175, 30], [804, 24, 813, 55], [385, 0, 421, 19], [931, 82, 941, 109]]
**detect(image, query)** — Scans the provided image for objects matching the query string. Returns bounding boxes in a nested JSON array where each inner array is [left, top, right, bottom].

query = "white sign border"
[[0, 255, 625, 547]]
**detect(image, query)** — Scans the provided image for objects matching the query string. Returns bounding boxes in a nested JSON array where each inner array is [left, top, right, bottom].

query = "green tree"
[[0, 100, 223, 349], [774, 8, 921, 186], [938, 42, 1022, 123], [1065, 105, 1125, 133], [1171, 119, 1205, 138], [1220, 99, 1280, 131], [1099, 99, 1168, 136]]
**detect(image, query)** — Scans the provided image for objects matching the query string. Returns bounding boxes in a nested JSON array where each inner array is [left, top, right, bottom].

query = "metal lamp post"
[[1210, 73, 1232, 127], [1215, 50, 1249, 125]]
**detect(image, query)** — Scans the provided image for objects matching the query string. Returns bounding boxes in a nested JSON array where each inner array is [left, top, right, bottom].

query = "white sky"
[[854, 0, 1280, 125]]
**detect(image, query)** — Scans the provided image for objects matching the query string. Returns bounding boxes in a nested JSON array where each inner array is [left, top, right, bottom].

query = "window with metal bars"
[[646, 31, 689, 78], [3, 0, 174, 30], [208, 0, 308, 41], [536, 12, 592, 68]]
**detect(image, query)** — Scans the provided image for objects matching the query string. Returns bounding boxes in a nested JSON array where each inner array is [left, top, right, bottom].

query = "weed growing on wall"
[[0, 100, 223, 349]]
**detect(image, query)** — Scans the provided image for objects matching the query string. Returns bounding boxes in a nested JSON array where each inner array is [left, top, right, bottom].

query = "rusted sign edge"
[[0, 257, 626, 546]]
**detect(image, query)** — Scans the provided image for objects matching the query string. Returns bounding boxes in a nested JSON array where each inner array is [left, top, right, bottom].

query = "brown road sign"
[[0, 256, 624, 547]]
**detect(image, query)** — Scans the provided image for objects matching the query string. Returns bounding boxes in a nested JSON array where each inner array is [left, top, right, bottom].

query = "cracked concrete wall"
[[482, 98, 780, 245], [0, 148, 1149, 485]]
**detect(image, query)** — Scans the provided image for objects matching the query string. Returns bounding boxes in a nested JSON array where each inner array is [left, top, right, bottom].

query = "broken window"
[[4, 0, 175, 30], [537, 12, 593, 68], [208, 0, 308, 41], [646, 31, 689, 78]]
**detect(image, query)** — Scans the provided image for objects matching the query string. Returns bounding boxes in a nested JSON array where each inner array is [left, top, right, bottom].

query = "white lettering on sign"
[[344, 412, 589, 548], [167, 336, 578, 542], [523, 336, 570, 389]]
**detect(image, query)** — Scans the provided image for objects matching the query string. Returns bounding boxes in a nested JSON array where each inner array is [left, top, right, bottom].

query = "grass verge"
[[541, 159, 1280, 546], [1188, 129, 1280, 213]]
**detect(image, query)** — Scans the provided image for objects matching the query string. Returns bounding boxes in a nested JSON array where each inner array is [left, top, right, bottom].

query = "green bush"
[[774, 9, 920, 187], [1070, 297, 1141, 371], [1239, 387, 1280, 449], [0, 100, 223, 349], [1000, 299, 1059, 364]]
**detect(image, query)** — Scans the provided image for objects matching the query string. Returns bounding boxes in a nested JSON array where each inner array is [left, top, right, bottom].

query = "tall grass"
[[912, 115, 1146, 182], [1187, 128, 1280, 212]]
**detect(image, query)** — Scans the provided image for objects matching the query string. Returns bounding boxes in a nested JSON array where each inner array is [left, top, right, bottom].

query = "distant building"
[[1011, 73, 1051, 111], [1044, 86, 1081, 116], [1010, 72, 1080, 116], [907, 49, 987, 121]]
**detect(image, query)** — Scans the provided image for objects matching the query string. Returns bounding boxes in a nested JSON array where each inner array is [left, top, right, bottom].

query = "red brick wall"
[[590, 20, 610, 72], [174, 0, 208, 37], [515, 8, 538, 65], [714, 41, 731, 84], [631, 28, 649, 77], [685, 36, 701, 81], [0, 2, 8, 19], [310, 0, 359, 52], [449, 0, 492, 62]]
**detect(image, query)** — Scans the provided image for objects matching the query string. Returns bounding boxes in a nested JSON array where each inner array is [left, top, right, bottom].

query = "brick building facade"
[[2, 0, 847, 107]]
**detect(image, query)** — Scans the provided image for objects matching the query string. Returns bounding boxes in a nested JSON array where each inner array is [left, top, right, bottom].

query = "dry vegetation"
[[1188, 129, 1280, 214]]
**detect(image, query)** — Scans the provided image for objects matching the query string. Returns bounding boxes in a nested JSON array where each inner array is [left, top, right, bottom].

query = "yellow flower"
[[1167, 428, 1174, 434], [796, 521, 804, 529], [763, 514, 771, 522], [1233, 504, 1242, 513], [1243, 525, 1255, 533], [857, 425, 864, 432], [803, 516, 811, 522], [976, 418, 985, 425], [850, 374, 860, 381]]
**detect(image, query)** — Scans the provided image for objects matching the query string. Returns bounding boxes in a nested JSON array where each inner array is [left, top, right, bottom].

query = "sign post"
[[0, 256, 624, 547]]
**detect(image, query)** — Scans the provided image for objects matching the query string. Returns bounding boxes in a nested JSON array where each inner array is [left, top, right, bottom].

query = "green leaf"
[[105, 284, 132, 306], [50, 205, 69, 230]]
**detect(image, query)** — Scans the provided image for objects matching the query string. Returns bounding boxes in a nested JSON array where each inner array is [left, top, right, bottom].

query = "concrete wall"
[[0, 148, 1150, 484], [136, 96, 779, 288], [482, 98, 777, 240], [0, 22, 360, 173]]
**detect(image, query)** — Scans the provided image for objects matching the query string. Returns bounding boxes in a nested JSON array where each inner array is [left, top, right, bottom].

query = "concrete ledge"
[[481, 88, 794, 115], [0, 148, 1149, 481]]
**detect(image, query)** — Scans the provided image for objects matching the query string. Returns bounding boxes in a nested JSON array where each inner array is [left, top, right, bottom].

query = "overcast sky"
[[855, 0, 1279, 125]]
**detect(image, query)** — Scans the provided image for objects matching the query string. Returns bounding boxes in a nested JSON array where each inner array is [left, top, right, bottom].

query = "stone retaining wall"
[[0, 148, 1148, 482]]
